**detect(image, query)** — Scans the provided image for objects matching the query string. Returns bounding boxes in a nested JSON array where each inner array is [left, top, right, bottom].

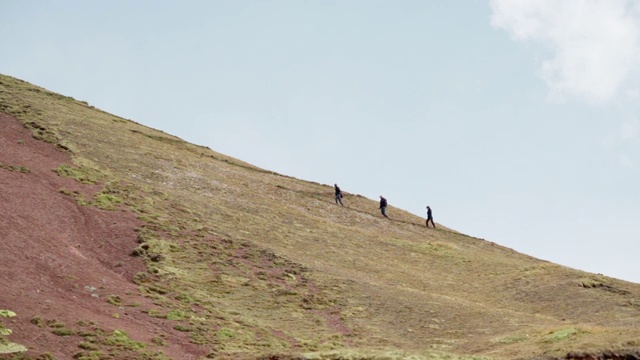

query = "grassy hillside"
[[1, 73, 639, 360]]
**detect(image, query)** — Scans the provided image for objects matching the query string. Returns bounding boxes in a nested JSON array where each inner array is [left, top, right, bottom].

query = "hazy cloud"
[[490, 0, 640, 104], [602, 118, 640, 168], [620, 118, 640, 141]]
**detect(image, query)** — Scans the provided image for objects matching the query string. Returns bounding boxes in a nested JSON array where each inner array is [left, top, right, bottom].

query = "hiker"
[[379, 196, 388, 218], [426, 206, 435, 228], [334, 184, 344, 206]]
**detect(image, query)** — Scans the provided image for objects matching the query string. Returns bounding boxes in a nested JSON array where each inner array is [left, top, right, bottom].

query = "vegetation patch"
[[24, 315, 163, 359], [165, 310, 189, 321], [173, 324, 192, 332], [93, 193, 123, 210], [103, 330, 146, 351], [59, 187, 124, 211], [47, 319, 67, 328], [145, 308, 189, 321], [73, 350, 106, 360], [106, 295, 123, 306], [59, 188, 86, 204], [0, 310, 28, 354], [30, 316, 45, 328], [302, 349, 495, 359], [543, 328, 583, 343], [494, 334, 529, 344], [129, 129, 185, 145], [24, 121, 59, 144], [216, 328, 235, 340], [0, 163, 30, 173], [132, 272, 150, 285], [140, 284, 171, 295], [55, 163, 101, 184], [52, 328, 77, 336], [578, 277, 630, 295], [396, 239, 456, 258], [78, 341, 100, 351], [579, 277, 605, 288], [0, 311, 16, 318], [151, 336, 167, 346]]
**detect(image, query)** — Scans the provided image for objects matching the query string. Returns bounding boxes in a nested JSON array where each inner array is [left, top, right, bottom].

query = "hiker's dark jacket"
[[380, 198, 387, 208]]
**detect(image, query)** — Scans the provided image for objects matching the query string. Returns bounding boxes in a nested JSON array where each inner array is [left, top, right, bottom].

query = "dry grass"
[[2, 73, 640, 359]]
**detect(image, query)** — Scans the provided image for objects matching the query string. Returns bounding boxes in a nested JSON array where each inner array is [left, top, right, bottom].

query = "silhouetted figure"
[[334, 184, 343, 206], [426, 206, 435, 228], [379, 196, 388, 218]]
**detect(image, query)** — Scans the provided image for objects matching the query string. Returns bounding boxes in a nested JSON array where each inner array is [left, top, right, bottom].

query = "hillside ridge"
[[1, 73, 639, 360]]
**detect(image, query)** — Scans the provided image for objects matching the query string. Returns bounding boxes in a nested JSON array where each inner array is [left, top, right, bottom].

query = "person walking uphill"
[[426, 206, 435, 228], [334, 184, 344, 206], [379, 196, 388, 218]]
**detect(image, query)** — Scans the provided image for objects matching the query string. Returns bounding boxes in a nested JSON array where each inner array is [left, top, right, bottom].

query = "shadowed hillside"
[[1, 73, 639, 360]]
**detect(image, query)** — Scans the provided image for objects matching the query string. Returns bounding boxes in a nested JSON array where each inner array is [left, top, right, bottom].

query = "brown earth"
[[0, 113, 206, 359]]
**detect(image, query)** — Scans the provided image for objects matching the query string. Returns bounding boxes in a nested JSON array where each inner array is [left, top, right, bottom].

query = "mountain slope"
[[1, 74, 639, 360]]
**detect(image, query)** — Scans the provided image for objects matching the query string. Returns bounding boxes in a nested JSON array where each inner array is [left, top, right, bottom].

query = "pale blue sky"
[[1, 1, 639, 283]]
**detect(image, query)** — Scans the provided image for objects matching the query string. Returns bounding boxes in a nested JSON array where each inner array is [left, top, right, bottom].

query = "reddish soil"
[[0, 114, 206, 359]]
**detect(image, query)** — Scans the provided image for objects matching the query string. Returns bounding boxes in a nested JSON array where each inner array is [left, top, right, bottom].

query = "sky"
[[1, 0, 638, 283]]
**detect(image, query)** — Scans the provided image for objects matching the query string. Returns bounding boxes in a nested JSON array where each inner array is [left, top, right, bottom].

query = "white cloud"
[[490, 0, 640, 104]]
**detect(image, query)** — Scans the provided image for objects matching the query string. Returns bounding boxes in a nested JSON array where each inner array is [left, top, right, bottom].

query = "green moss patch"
[[103, 330, 146, 351], [0, 163, 30, 173], [0, 310, 27, 354], [94, 193, 123, 210], [0, 311, 16, 318], [543, 328, 583, 342], [0, 341, 28, 355], [52, 328, 77, 336], [55, 163, 101, 184]]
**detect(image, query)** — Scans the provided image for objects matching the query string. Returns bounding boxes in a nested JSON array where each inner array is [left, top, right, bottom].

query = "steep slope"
[[1, 73, 639, 360], [0, 112, 209, 359]]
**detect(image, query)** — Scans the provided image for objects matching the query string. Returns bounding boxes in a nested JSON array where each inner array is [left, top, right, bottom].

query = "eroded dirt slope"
[[0, 113, 205, 359]]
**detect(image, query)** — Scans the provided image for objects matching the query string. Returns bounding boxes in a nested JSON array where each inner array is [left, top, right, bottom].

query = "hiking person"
[[379, 196, 388, 218], [334, 184, 344, 206], [426, 206, 435, 228]]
